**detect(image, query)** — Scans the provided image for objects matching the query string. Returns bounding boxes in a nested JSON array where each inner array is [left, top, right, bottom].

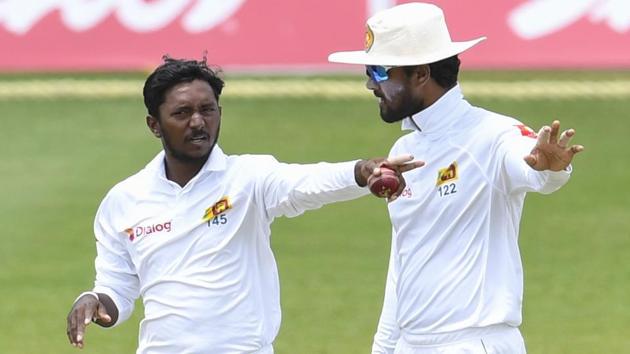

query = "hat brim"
[[328, 37, 486, 66]]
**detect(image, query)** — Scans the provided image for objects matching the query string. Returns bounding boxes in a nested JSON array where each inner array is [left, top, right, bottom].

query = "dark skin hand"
[[67, 293, 118, 349], [355, 154, 425, 202], [524, 120, 584, 171]]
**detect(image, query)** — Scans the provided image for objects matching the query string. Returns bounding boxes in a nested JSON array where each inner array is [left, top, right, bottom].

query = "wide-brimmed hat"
[[328, 2, 485, 66]]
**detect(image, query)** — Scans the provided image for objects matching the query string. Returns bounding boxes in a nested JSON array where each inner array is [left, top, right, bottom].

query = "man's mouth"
[[373, 92, 385, 104], [188, 133, 209, 143]]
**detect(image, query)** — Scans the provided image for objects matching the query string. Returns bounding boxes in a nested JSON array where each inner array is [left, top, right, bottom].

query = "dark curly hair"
[[143, 55, 225, 119], [428, 55, 460, 89], [403, 55, 460, 89]]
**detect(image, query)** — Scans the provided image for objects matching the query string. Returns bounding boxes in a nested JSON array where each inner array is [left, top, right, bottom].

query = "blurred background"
[[1, 0, 629, 353]]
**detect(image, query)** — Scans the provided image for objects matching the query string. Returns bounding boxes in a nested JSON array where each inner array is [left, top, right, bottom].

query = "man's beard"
[[380, 93, 424, 123], [167, 141, 215, 163], [162, 125, 219, 164]]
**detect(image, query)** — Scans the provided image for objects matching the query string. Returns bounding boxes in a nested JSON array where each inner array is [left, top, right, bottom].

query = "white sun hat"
[[328, 2, 485, 66]]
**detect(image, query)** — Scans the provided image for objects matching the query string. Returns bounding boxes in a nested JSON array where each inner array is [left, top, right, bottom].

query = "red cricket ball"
[[368, 167, 400, 198]]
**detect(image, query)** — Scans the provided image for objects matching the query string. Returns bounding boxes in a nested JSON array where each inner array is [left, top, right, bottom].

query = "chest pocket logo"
[[436, 162, 458, 197], [202, 196, 232, 226], [436, 162, 458, 186]]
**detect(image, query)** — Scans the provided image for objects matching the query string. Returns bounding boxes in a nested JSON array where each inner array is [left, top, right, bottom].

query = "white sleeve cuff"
[[92, 286, 135, 328], [73, 291, 99, 305]]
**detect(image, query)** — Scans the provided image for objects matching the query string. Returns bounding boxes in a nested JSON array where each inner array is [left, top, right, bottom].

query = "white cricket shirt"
[[372, 85, 572, 353], [91, 146, 368, 354]]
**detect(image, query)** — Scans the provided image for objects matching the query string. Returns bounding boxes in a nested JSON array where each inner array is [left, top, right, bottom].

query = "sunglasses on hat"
[[366, 65, 395, 83]]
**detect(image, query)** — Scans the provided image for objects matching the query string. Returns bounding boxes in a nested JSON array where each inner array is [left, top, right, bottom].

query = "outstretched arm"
[[524, 120, 584, 171], [260, 155, 424, 218], [500, 119, 584, 195]]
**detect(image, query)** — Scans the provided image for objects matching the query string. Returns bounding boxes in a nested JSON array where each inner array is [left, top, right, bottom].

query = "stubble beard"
[[162, 125, 220, 165], [379, 93, 424, 124]]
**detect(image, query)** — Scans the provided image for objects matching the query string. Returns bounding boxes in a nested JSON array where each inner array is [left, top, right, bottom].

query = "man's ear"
[[415, 65, 431, 86], [146, 115, 161, 138]]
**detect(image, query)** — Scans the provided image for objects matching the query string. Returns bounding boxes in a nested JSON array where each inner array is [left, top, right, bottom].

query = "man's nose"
[[190, 112, 203, 126], [366, 77, 378, 90], [190, 112, 204, 128]]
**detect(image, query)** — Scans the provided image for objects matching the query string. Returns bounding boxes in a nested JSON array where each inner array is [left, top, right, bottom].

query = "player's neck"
[[163, 155, 208, 187]]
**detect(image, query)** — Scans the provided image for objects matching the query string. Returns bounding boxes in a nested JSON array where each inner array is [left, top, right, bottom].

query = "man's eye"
[[201, 106, 216, 114]]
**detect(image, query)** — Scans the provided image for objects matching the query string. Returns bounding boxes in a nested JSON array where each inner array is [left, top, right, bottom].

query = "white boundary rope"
[[1, 79, 629, 99]]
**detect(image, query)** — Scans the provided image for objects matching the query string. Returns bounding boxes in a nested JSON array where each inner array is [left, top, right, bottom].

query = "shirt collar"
[[401, 84, 468, 134], [145, 145, 228, 180], [201, 145, 227, 172]]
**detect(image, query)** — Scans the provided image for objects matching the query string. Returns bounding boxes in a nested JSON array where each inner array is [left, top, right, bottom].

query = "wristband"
[[73, 291, 99, 305]]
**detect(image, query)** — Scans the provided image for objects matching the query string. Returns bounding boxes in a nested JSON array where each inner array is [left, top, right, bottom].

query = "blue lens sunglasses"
[[366, 65, 396, 83]]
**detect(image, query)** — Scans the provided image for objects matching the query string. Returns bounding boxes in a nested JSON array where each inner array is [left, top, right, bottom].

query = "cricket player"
[[329, 3, 584, 353], [65, 56, 423, 353]]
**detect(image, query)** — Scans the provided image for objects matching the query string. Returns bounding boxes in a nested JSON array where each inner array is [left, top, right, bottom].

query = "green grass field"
[[1, 72, 629, 353]]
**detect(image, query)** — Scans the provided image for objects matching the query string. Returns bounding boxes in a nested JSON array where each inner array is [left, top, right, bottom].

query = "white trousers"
[[394, 325, 526, 354]]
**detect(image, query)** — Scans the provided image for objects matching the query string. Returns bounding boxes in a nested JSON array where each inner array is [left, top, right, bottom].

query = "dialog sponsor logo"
[[125, 221, 172, 242]]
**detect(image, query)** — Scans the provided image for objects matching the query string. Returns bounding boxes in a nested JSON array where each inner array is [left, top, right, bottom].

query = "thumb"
[[95, 303, 112, 323], [523, 154, 537, 168]]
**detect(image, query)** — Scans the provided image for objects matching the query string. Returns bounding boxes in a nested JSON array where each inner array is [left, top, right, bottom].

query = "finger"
[[558, 129, 575, 148], [366, 174, 376, 187], [70, 308, 85, 345], [77, 305, 95, 345], [549, 120, 560, 144], [76, 320, 86, 344], [70, 310, 83, 346], [67, 311, 78, 345], [569, 144, 585, 155], [524, 154, 537, 168], [388, 187, 400, 203], [83, 305, 95, 325], [398, 160, 425, 173], [537, 126, 551, 145], [388, 174, 407, 203], [385, 154, 414, 166], [96, 303, 112, 323]]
